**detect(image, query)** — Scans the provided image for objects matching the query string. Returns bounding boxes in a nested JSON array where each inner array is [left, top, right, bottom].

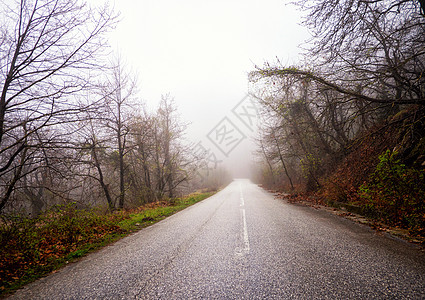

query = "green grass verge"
[[119, 192, 215, 231], [0, 191, 215, 298]]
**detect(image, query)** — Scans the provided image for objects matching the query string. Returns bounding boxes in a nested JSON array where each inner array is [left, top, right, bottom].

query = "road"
[[9, 179, 425, 299]]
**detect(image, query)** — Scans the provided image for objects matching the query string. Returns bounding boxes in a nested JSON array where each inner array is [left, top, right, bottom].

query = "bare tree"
[[126, 113, 157, 203], [250, 0, 425, 191], [75, 116, 115, 210], [0, 0, 116, 212], [155, 95, 189, 198], [93, 58, 137, 209], [252, 0, 425, 107]]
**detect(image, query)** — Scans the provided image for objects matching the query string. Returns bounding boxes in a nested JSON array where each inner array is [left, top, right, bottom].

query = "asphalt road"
[[9, 179, 425, 299]]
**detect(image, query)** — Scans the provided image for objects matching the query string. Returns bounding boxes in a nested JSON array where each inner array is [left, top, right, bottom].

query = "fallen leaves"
[[0, 205, 127, 293]]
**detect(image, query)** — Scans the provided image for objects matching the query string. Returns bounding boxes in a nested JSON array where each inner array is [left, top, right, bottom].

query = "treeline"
[[0, 0, 218, 215], [250, 0, 425, 230]]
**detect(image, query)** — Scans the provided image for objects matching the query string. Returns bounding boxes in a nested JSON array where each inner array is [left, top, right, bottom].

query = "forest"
[[1, 0, 425, 294], [1, 0, 424, 240], [0, 1, 231, 291], [0, 0, 228, 217], [250, 0, 425, 237], [1, 0, 424, 235]]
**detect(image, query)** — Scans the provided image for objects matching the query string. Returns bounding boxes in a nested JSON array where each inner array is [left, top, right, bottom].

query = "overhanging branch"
[[251, 67, 424, 105]]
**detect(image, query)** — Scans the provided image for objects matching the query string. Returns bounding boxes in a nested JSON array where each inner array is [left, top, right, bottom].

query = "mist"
[[0, 0, 310, 215], [103, 0, 310, 178]]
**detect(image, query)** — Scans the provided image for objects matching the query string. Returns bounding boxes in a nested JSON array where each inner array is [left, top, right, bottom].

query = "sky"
[[103, 0, 311, 177]]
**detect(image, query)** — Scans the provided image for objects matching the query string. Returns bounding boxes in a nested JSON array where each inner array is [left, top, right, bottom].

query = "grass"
[[0, 191, 215, 297], [118, 192, 216, 231]]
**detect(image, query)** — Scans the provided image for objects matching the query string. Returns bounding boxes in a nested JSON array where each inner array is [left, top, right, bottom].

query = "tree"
[[99, 58, 137, 209], [0, 0, 116, 212], [76, 117, 115, 210], [154, 95, 188, 198], [252, 1, 425, 107], [250, 0, 425, 191], [127, 112, 157, 203]]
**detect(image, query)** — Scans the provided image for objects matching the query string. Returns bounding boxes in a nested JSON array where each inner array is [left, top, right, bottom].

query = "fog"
[[105, 0, 310, 178]]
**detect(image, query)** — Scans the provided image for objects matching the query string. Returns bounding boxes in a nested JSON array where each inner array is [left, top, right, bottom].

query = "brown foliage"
[[0, 205, 126, 292]]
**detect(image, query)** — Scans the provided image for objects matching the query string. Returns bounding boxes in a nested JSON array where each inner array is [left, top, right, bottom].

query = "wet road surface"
[[9, 179, 425, 299]]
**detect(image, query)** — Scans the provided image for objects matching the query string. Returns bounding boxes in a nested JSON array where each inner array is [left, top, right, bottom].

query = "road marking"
[[238, 183, 250, 255], [239, 183, 245, 207], [242, 208, 250, 254]]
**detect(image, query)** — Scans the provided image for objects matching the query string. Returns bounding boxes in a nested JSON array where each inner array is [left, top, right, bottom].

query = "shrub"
[[359, 150, 425, 231], [0, 204, 126, 292]]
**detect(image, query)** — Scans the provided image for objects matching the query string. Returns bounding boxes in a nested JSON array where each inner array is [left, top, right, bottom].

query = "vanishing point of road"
[[9, 179, 425, 299]]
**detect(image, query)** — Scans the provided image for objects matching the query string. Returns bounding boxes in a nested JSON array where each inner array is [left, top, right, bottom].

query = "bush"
[[0, 204, 126, 292], [359, 150, 425, 231]]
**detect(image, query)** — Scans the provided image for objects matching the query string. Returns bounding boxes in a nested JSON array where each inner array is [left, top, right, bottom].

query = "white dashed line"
[[239, 183, 250, 255], [242, 208, 250, 254]]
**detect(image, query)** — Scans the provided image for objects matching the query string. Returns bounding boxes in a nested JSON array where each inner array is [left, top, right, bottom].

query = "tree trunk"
[[92, 144, 114, 210], [272, 130, 294, 190]]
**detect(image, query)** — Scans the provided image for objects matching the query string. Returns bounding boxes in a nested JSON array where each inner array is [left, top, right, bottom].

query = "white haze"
[[97, 0, 310, 177]]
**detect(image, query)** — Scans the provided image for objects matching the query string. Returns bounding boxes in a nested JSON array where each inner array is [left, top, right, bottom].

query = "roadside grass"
[[118, 192, 216, 232], [0, 191, 215, 297]]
